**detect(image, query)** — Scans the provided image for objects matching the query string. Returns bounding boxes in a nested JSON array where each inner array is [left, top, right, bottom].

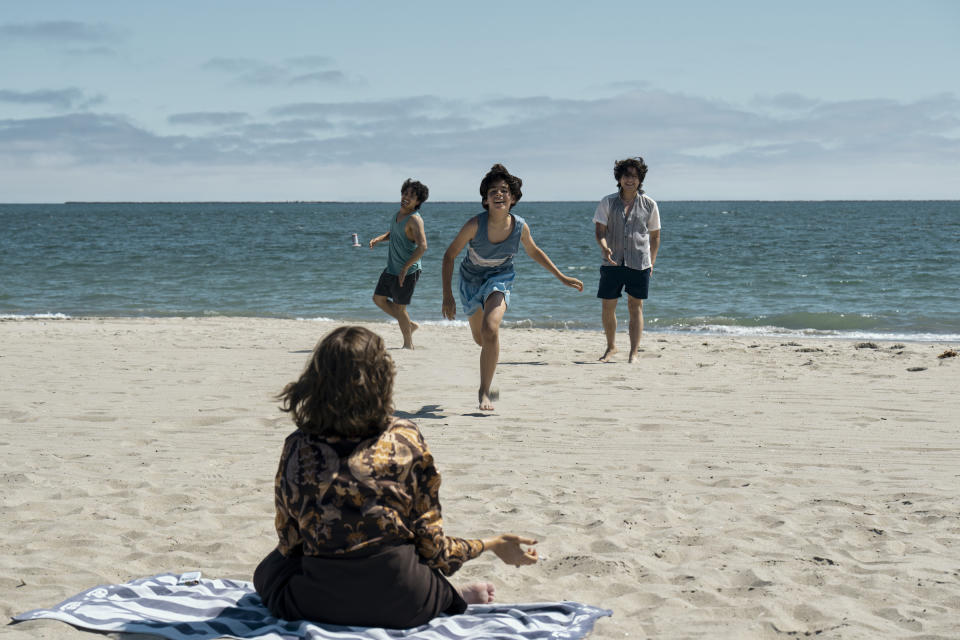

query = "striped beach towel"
[[12, 573, 612, 639]]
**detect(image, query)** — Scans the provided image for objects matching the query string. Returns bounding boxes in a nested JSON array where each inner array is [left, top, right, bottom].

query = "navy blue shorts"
[[374, 269, 420, 305], [597, 265, 650, 300]]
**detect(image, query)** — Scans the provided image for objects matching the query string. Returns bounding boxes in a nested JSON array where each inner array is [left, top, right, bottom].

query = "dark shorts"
[[597, 265, 651, 300], [374, 269, 420, 306]]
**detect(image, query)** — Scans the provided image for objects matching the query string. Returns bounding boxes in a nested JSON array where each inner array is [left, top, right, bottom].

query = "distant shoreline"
[[61, 201, 386, 205], [21, 198, 958, 205]]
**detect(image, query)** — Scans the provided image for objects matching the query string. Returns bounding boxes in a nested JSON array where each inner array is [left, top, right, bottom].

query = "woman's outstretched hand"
[[483, 534, 538, 567]]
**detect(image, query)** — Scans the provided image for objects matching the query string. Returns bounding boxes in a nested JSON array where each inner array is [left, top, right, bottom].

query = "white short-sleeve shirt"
[[593, 192, 660, 270]]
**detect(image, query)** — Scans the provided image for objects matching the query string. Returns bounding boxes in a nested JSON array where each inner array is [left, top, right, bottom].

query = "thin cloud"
[[237, 119, 336, 141], [235, 65, 288, 86], [0, 88, 103, 110], [0, 20, 122, 43], [339, 115, 476, 136], [289, 71, 347, 86], [64, 46, 118, 57], [285, 55, 335, 68], [269, 96, 453, 119], [201, 57, 260, 73], [202, 56, 352, 87], [0, 114, 175, 161], [752, 92, 822, 111], [168, 112, 249, 126], [593, 80, 651, 93]]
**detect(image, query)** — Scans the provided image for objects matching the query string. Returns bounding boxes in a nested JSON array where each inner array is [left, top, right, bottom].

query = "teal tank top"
[[386, 211, 422, 275]]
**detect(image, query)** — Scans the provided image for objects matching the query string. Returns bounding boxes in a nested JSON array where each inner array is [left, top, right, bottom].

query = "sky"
[[1, 1, 958, 202]]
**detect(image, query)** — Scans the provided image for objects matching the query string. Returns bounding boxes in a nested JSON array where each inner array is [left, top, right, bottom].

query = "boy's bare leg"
[[373, 294, 419, 349], [627, 295, 644, 363], [476, 293, 507, 411], [458, 581, 495, 604], [395, 304, 418, 349], [468, 308, 484, 346], [599, 298, 619, 362]]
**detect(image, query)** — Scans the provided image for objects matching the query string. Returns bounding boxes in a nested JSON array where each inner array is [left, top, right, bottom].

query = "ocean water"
[[1, 200, 958, 341]]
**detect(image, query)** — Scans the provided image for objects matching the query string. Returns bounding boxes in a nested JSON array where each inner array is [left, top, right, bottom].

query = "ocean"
[[2, 200, 958, 342]]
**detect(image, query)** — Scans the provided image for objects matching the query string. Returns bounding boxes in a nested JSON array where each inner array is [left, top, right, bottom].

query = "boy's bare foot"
[[599, 346, 618, 362], [400, 322, 420, 349], [628, 351, 639, 363], [459, 581, 495, 605], [478, 388, 498, 411]]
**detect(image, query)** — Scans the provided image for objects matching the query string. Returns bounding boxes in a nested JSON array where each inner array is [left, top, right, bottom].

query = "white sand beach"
[[2, 317, 959, 639]]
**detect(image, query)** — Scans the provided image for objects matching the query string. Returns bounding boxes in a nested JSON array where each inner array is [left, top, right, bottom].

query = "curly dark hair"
[[278, 326, 395, 437], [613, 157, 648, 191], [479, 163, 522, 210], [401, 179, 429, 210]]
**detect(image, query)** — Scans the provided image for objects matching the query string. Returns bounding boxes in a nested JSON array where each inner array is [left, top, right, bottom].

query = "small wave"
[[419, 319, 470, 328], [831, 330, 960, 343], [332, 317, 472, 328], [654, 323, 960, 343], [647, 312, 960, 342], [0, 313, 72, 320], [653, 312, 885, 332], [503, 318, 595, 330]]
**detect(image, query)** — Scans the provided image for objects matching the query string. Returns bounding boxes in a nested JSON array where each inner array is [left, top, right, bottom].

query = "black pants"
[[254, 545, 467, 629]]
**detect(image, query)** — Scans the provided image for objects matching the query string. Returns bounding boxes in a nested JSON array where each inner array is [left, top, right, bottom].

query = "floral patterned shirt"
[[273, 418, 483, 576]]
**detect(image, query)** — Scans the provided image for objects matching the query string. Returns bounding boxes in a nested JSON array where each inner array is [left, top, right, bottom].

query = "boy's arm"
[[369, 231, 390, 249], [520, 224, 583, 292], [441, 217, 478, 319], [649, 229, 660, 270], [592, 198, 616, 265], [398, 216, 428, 286], [595, 222, 616, 265]]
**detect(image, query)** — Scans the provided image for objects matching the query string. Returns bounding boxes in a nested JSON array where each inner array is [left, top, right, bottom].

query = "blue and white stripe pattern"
[[13, 573, 612, 640], [466, 245, 510, 269]]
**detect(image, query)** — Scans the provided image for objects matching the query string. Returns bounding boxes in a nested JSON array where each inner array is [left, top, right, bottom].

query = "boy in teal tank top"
[[370, 179, 429, 349]]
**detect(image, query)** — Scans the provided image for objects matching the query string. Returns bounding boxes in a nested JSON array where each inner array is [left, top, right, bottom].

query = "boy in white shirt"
[[593, 157, 661, 363]]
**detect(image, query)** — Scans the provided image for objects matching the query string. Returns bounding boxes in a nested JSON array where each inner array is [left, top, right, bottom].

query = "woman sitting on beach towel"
[[253, 326, 539, 628]]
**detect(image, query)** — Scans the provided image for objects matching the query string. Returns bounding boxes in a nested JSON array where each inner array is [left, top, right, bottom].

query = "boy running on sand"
[[370, 179, 429, 349], [442, 163, 583, 411]]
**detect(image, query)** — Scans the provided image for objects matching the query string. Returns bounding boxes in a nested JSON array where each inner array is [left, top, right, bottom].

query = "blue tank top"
[[385, 211, 422, 275], [459, 212, 525, 284]]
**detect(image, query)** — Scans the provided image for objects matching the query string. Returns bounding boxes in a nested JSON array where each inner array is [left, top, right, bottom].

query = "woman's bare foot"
[[599, 346, 618, 362], [458, 581, 495, 605]]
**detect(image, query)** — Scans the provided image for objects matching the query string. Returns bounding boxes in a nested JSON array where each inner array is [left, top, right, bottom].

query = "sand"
[[2, 317, 959, 639]]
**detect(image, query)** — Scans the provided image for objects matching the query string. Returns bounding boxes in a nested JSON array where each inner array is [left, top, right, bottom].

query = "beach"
[[2, 317, 959, 639]]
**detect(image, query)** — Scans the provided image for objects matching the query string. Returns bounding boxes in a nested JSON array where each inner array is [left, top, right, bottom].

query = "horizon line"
[[0, 198, 953, 205]]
